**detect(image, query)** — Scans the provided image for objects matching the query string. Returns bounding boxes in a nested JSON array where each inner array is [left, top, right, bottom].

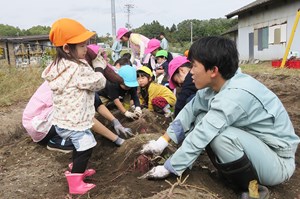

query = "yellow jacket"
[[139, 82, 176, 111]]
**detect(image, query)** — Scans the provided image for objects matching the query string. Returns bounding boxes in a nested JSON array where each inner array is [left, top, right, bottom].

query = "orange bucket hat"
[[49, 18, 95, 47]]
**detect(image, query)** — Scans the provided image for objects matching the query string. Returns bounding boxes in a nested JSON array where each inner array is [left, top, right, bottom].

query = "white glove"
[[134, 106, 142, 117], [131, 105, 135, 111], [92, 51, 107, 70], [124, 110, 139, 120], [140, 136, 168, 155], [139, 165, 170, 180], [112, 119, 134, 137]]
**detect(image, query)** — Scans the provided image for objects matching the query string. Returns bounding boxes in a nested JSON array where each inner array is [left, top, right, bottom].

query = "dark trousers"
[[37, 125, 58, 145]]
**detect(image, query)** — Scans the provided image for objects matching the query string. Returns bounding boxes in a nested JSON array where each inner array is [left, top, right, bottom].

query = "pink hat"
[[145, 39, 160, 54], [87, 44, 100, 54], [117, 27, 128, 40], [87, 44, 111, 66], [168, 56, 190, 89]]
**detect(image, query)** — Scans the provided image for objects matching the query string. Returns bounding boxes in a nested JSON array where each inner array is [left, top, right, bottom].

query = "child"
[[117, 27, 149, 64], [168, 56, 197, 117], [22, 81, 129, 153], [137, 66, 176, 117], [85, 44, 124, 84], [42, 18, 106, 195], [113, 56, 131, 72], [154, 50, 169, 86], [97, 65, 142, 120], [85, 44, 133, 138], [121, 52, 141, 69], [144, 38, 173, 71], [121, 52, 132, 63], [22, 81, 74, 153]]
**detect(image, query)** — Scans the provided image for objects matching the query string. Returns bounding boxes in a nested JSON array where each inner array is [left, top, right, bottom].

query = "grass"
[[0, 61, 299, 107], [241, 61, 300, 77], [0, 65, 43, 106]]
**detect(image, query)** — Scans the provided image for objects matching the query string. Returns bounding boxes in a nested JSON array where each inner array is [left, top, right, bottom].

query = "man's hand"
[[138, 165, 170, 180], [112, 119, 134, 138], [124, 110, 139, 120], [92, 51, 107, 70], [140, 136, 168, 155], [134, 106, 142, 117]]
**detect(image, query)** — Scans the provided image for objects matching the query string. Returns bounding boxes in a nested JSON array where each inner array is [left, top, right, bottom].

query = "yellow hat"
[[137, 66, 153, 77], [49, 18, 95, 47]]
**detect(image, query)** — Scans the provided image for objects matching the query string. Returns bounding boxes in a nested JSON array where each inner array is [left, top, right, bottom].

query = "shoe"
[[47, 135, 74, 153]]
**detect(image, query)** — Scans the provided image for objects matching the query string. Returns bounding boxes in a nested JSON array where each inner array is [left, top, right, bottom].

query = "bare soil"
[[0, 71, 300, 199]]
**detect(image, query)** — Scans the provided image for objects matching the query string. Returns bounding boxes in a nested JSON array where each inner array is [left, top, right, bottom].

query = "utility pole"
[[111, 0, 116, 40], [124, 3, 134, 30]]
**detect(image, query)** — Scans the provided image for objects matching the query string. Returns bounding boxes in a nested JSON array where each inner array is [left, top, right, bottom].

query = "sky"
[[0, 0, 255, 36]]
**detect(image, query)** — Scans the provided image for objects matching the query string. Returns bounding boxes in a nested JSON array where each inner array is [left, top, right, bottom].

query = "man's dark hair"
[[188, 36, 239, 80], [159, 32, 165, 36]]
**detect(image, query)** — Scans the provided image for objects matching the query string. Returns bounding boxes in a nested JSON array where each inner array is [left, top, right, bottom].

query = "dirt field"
[[0, 71, 300, 199]]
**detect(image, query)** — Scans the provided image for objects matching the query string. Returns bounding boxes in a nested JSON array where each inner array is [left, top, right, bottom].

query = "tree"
[[0, 24, 23, 36], [0, 24, 50, 36], [24, 25, 50, 35], [133, 20, 165, 39], [0, 18, 237, 42]]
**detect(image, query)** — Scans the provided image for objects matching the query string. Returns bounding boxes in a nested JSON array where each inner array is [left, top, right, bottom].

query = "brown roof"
[[0, 35, 49, 43], [226, 0, 275, 18]]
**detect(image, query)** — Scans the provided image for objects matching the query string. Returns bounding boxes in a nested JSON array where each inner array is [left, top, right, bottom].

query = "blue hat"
[[118, 65, 139, 87]]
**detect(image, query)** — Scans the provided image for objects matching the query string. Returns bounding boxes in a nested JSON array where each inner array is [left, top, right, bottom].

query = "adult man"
[[140, 36, 299, 198], [111, 40, 123, 62], [159, 32, 169, 50]]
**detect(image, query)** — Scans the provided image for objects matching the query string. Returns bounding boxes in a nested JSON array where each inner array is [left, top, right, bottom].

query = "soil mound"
[[0, 72, 300, 198]]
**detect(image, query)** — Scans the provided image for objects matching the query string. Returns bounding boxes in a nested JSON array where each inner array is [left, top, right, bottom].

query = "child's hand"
[[134, 107, 142, 117], [112, 119, 134, 138], [124, 110, 139, 120]]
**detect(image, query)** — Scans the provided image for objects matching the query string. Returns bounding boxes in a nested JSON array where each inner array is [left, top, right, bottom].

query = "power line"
[[124, 3, 134, 30]]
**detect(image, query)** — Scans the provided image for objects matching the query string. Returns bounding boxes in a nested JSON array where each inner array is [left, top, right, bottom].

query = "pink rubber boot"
[[68, 163, 96, 178], [65, 171, 96, 195]]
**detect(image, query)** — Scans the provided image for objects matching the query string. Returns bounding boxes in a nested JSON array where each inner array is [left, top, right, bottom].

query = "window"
[[258, 27, 269, 51], [269, 23, 287, 44]]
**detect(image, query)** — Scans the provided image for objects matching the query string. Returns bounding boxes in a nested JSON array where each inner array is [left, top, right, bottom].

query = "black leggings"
[[71, 148, 94, 173]]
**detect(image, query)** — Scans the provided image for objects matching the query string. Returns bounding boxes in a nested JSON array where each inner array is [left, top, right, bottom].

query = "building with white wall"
[[226, 0, 300, 61]]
